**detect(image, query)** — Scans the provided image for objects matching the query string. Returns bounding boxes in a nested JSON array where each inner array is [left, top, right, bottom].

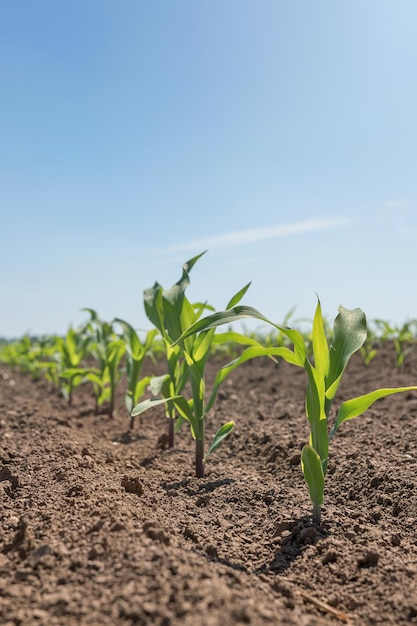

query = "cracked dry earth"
[[1, 343, 417, 625]]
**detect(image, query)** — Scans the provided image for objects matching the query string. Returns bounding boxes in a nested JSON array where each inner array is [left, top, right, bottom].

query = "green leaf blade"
[[326, 306, 367, 401], [225, 282, 251, 310], [205, 422, 235, 459], [131, 396, 180, 417], [301, 444, 325, 509], [333, 386, 417, 435], [312, 299, 330, 379], [205, 345, 303, 414]]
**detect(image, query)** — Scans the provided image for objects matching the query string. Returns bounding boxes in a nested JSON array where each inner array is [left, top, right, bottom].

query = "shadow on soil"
[[267, 516, 329, 574], [162, 477, 235, 497], [112, 431, 148, 444]]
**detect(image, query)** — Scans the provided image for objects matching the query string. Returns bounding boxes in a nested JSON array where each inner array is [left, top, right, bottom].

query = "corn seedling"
[[374, 319, 416, 368], [359, 320, 379, 365], [87, 311, 126, 419], [71, 310, 126, 418], [56, 326, 91, 405], [178, 300, 417, 522], [114, 318, 158, 424], [132, 254, 272, 477], [140, 252, 214, 448]]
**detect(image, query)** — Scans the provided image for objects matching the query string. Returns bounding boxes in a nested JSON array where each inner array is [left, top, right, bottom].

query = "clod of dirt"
[[321, 550, 338, 565], [0, 465, 20, 494], [121, 474, 143, 496], [142, 520, 170, 545], [66, 484, 84, 498], [205, 543, 218, 558], [156, 432, 169, 449], [357, 550, 380, 568], [4, 516, 34, 559]]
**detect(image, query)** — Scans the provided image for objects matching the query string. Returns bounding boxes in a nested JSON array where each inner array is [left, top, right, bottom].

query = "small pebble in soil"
[[326, 594, 340, 607]]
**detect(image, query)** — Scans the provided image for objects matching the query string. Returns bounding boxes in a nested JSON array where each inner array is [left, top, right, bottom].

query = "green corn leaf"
[[312, 299, 330, 379], [125, 375, 152, 413], [169, 396, 197, 432], [134, 375, 152, 403], [174, 414, 186, 433], [98, 386, 111, 404], [125, 393, 134, 415], [113, 318, 143, 358], [205, 345, 302, 413], [187, 362, 206, 419], [144, 283, 165, 336], [192, 301, 216, 320], [144, 328, 159, 351], [82, 307, 99, 321], [192, 329, 216, 363], [174, 305, 269, 340], [131, 396, 181, 417], [304, 362, 328, 464], [60, 367, 97, 379], [226, 282, 251, 310], [326, 306, 367, 401], [165, 292, 197, 345], [174, 305, 308, 366], [212, 331, 264, 348], [181, 250, 207, 279], [205, 421, 235, 459], [160, 252, 205, 341], [332, 386, 417, 436], [149, 374, 170, 396], [301, 444, 325, 508], [65, 327, 78, 364], [107, 339, 125, 364]]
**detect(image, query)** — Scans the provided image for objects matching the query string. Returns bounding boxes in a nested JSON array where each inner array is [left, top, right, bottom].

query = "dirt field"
[[1, 343, 417, 625]]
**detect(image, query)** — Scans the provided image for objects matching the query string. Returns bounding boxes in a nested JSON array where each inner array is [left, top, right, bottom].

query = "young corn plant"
[[178, 300, 417, 522], [88, 312, 126, 419], [56, 326, 91, 405], [132, 254, 270, 477], [359, 320, 379, 365], [374, 319, 416, 368], [0, 335, 57, 383], [68, 310, 125, 418], [139, 252, 214, 448], [113, 318, 158, 425]]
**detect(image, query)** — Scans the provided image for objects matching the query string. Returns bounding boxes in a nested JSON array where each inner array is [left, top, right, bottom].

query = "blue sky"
[[1, 0, 417, 337]]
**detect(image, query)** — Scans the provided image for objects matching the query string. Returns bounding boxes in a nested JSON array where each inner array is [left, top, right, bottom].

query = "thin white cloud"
[[382, 198, 406, 209], [163, 217, 358, 253]]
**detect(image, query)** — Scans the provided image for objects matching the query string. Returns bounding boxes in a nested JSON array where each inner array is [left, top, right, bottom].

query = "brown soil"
[[1, 344, 417, 626]]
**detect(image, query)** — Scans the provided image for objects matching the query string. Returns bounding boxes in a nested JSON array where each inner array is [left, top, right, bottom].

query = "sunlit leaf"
[[332, 386, 417, 436], [301, 444, 324, 508], [226, 282, 251, 310], [205, 422, 235, 459]]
